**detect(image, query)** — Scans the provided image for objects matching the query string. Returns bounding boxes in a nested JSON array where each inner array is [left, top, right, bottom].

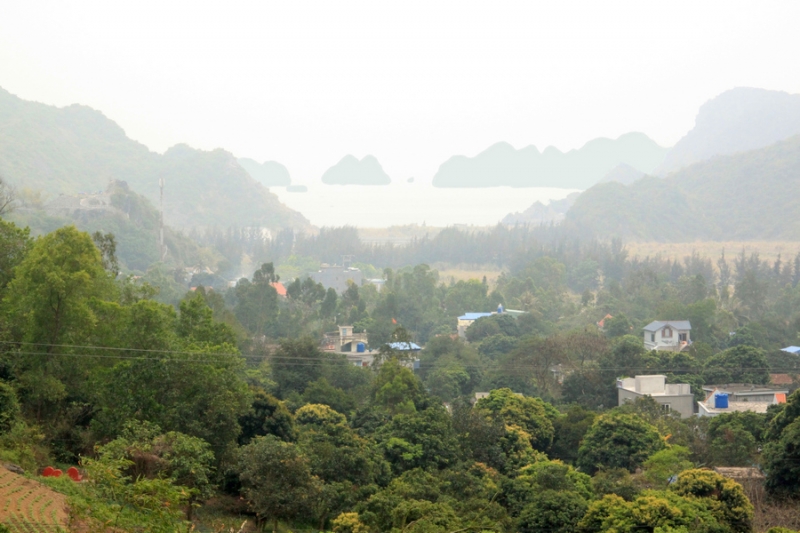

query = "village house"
[[697, 384, 788, 417], [310, 264, 363, 293], [457, 305, 526, 339], [457, 312, 494, 338], [270, 281, 287, 298], [320, 326, 421, 369], [617, 375, 695, 418], [643, 320, 692, 351]]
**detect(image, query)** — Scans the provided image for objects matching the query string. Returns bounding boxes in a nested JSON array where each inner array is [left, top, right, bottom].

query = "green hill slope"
[[8, 180, 220, 271], [565, 135, 800, 241], [0, 87, 309, 231]]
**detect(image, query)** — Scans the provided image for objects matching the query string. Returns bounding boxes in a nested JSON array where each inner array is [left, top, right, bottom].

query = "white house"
[[643, 321, 692, 351], [617, 375, 694, 418]]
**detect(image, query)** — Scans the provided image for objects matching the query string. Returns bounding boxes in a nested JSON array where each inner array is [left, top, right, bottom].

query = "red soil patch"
[[0, 467, 69, 531]]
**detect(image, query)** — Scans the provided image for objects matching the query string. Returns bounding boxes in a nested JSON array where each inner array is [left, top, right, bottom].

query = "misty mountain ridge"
[[502, 192, 580, 225], [598, 163, 646, 185], [0, 87, 309, 232], [565, 134, 800, 241], [432, 132, 669, 189], [656, 87, 800, 175]]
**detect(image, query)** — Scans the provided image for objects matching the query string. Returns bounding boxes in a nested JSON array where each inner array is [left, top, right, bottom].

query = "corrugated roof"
[[770, 374, 794, 386], [713, 467, 765, 480], [386, 341, 421, 351], [643, 320, 692, 332], [699, 401, 772, 414], [703, 383, 789, 394], [458, 312, 494, 321]]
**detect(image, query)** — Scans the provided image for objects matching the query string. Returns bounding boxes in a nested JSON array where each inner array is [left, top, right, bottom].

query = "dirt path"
[[0, 467, 69, 532]]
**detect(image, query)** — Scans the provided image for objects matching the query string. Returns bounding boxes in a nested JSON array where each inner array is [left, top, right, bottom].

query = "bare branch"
[[0, 175, 16, 216]]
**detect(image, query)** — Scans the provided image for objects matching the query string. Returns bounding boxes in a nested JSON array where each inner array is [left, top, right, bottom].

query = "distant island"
[[321, 155, 391, 185], [238, 158, 292, 187], [432, 132, 668, 189]]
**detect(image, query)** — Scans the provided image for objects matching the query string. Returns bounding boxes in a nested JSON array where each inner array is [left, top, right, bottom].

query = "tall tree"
[[577, 412, 664, 474], [238, 435, 320, 533]]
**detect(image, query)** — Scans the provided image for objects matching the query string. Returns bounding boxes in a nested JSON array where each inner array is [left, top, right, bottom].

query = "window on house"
[[663, 327, 672, 338], [679, 333, 687, 342], [662, 404, 671, 412]]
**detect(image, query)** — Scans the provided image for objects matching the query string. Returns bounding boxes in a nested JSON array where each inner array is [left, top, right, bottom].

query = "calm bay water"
[[270, 184, 579, 227]]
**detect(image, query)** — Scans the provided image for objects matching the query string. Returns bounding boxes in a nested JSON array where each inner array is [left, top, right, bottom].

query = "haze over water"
[[270, 184, 578, 227]]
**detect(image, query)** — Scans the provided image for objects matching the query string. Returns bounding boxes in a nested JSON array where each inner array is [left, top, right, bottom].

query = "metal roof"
[[698, 400, 772, 415], [781, 346, 800, 354], [702, 383, 789, 394], [386, 341, 421, 351], [642, 320, 692, 332], [458, 312, 494, 321]]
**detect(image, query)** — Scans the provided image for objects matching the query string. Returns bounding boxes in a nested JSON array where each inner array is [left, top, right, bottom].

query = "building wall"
[[617, 388, 695, 418], [644, 327, 691, 351], [311, 266, 363, 293]]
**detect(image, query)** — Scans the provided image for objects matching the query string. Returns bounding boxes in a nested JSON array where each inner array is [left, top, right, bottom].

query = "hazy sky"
[[2, 1, 799, 185]]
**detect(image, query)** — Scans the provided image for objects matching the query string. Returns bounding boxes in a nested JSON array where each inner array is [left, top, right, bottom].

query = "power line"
[[2, 342, 800, 372]]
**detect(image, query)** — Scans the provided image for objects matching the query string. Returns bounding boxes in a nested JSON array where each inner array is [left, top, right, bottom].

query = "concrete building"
[[321, 325, 368, 352], [310, 265, 363, 294], [698, 384, 788, 417], [321, 326, 371, 368], [617, 375, 694, 418], [643, 320, 692, 351]]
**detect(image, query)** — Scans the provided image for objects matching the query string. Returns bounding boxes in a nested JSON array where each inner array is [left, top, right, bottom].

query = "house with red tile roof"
[[270, 282, 287, 298]]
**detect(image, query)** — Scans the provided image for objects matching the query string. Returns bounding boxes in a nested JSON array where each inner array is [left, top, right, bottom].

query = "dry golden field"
[[625, 241, 800, 268], [431, 263, 505, 288]]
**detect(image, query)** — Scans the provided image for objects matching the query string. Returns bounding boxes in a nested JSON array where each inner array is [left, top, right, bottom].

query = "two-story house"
[[617, 375, 694, 418], [643, 320, 692, 351]]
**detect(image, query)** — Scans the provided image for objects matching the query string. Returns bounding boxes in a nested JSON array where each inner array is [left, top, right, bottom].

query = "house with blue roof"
[[456, 305, 510, 339], [457, 312, 494, 338]]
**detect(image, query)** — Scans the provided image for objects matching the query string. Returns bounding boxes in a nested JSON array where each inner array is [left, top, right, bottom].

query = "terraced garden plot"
[[0, 468, 68, 532]]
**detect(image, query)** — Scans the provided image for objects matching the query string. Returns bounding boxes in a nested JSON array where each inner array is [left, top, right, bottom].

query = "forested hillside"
[[4, 210, 800, 531], [565, 135, 800, 241], [8, 180, 220, 271], [0, 88, 309, 231]]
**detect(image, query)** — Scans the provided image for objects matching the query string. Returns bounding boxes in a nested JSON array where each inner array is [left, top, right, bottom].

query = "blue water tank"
[[497, 304, 504, 313], [714, 393, 729, 409], [356, 342, 365, 353]]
